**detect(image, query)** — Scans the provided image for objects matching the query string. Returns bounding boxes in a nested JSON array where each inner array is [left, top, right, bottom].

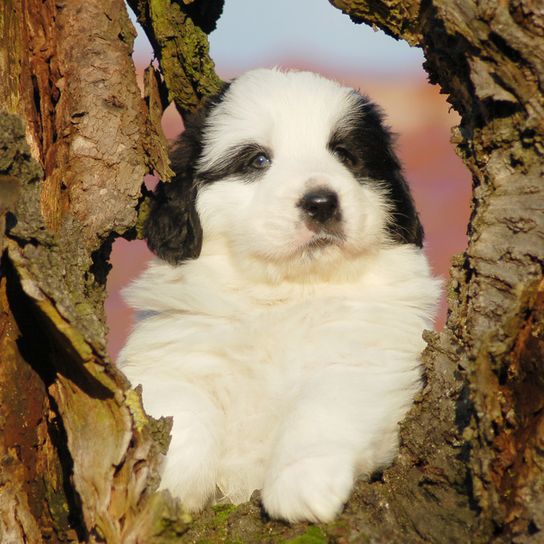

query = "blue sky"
[[131, 0, 425, 77]]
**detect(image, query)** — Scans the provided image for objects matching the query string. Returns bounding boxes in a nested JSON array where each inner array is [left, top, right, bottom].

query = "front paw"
[[158, 422, 220, 513], [159, 452, 217, 513], [262, 455, 354, 523]]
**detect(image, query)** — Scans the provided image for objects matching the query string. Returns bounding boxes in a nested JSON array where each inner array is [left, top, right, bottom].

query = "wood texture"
[[329, 1, 544, 542], [1, 1, 176, 542], [127, 0, 224, 118], [0, 0, 542, 541]]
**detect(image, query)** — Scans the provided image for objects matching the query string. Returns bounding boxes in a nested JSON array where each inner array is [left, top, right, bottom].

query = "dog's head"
[[145, 69, 423, 281]]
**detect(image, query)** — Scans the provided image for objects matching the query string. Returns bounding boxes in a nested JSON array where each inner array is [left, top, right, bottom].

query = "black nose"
[[299, 189, 339, 224]]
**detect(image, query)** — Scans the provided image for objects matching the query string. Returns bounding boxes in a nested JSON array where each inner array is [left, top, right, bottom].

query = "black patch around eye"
[[330, 94, 424, 248], [198, 143, 272, 183], [329, 142, 357, 168]]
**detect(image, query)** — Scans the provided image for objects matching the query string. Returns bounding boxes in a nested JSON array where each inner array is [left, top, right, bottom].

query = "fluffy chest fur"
[[120, 245, 438, 507]]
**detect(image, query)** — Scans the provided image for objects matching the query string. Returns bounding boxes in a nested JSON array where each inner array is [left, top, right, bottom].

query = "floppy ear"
[[144, 112, 204, 264], [144, 85, 230, 264], [386, 170, 424, 248], [351, 96, 424, 247]]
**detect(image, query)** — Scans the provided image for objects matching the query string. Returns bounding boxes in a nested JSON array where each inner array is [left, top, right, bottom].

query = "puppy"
[[119, 68, 440, 523]]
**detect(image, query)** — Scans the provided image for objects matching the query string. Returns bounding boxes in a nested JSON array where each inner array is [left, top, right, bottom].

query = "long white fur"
[[119, 68, 441, 522]]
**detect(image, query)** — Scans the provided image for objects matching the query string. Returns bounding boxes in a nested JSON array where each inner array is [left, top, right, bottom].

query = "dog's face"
[[146, 69, 423, 281]]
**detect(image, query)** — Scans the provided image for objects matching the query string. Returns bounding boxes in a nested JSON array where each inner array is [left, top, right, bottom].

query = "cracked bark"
[[1, 2, 177, 542], [1, 0, 542, 542]]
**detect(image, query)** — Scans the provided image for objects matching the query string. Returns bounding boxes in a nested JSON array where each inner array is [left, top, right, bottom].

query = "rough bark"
[[127, 0, 224, 117], [1, 0, 542, 543], [328, 2, 544, 541], [1, 2, 178, 542]]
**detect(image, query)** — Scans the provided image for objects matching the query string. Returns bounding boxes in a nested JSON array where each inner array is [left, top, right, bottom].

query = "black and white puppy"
[[119, 68, 440, 523]]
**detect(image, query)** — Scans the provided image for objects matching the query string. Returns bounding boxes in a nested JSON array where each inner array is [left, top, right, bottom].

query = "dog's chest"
[[121, 251, 438, 504], [192, 292, 370, 498], [183, 283, 414, 412], [197, 290, 367, 376]]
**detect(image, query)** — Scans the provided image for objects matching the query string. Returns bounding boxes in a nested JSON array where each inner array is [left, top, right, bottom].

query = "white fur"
[[118, 69, 441, 522]]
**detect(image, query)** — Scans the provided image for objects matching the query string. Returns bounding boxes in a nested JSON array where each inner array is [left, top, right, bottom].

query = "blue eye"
[[250, 153, 271, 170]]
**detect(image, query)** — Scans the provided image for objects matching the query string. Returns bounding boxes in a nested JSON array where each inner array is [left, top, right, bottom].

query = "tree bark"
[[329, 1, 544, 541], [1, 2, 178, 542], [1, 0, 542, 543]]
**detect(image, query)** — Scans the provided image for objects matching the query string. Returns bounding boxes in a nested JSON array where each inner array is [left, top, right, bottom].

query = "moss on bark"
[[128, 0, 224, 117], [1, 0, 543, 541]]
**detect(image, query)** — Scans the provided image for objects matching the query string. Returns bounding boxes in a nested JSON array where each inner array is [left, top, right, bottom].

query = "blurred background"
[[106, 0, 471, 360]]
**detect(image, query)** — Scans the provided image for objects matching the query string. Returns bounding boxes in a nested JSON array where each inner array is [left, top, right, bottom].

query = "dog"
[[118, 68, 440, 523]]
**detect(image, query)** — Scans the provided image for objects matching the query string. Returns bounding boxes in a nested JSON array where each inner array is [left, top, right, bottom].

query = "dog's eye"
[[249, 153, 271, 170], [332, 146, 357, 167]]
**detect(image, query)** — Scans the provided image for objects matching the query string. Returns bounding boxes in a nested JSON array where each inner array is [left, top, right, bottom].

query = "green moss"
[[212, 503, 238, 523], [43, 475, 71, 536], [282, 526, 328, 544], [132, 0, 223, 116], [135, 195, 152, 239], [153, 512, 192, 540], [147, 495, 192, 542], [125, 388, 148, 432]]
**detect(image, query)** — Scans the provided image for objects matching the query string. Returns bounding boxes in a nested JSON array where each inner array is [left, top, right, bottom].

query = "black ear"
[[144, 85, 231, 264], [387, 170, 424, 248], [144, 172, 203, 265], [348, 95, 425, 248]]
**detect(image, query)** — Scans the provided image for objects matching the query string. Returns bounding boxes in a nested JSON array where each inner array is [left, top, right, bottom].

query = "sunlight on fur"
[[118, 68, 441, 523]]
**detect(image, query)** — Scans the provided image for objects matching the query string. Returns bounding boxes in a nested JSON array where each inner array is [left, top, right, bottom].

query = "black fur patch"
[[328, 93, 424, 247], [144, 84, 231, 264], [198, 143, 272, 184]]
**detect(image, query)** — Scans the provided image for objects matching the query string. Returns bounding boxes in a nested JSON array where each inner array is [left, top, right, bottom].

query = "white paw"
[[159, 423, 219, 512], [159, 453, 218, 512], [262, 455, 354, 523]]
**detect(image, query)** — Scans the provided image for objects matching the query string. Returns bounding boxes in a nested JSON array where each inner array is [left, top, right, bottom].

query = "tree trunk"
[[1, 0, 542, 543], [1, 2, 178, 542]]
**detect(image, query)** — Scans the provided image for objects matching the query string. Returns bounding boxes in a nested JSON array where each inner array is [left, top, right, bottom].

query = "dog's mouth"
[[299, 222, 346, 254], [288, 219, 346, 258], [305, 232, 344, 249]]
